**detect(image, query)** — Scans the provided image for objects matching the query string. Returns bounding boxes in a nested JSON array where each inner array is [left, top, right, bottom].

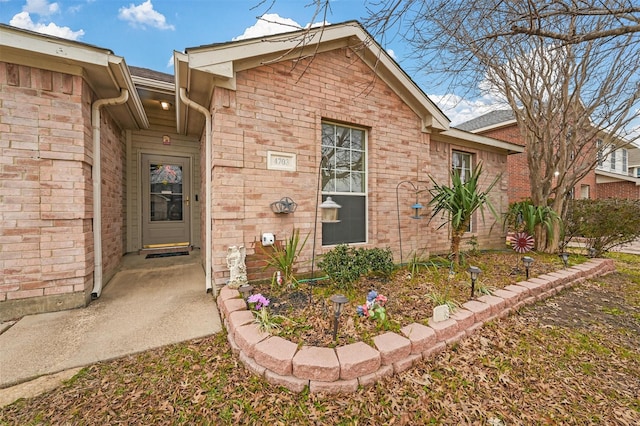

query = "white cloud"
[[233, 14, 302, 41], [10, 11, 84, 40], [118, 0, 174, 30], [23, 0, 59, 16], [386, 49, 397, 60], [429, 93, 508, 126], [166, 54, 174, 68], [233, 13, 329, 41]]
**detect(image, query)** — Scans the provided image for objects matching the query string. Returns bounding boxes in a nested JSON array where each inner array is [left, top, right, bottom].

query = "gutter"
[[91, 89, 129, 299], [179, 88, 214, 295]]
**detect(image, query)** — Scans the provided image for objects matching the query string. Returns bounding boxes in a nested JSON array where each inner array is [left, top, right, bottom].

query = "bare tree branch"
[[364, 0, 640, 252]]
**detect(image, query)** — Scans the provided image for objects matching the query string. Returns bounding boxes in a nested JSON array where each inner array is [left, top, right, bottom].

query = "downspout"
[[91, 89, 129, 299], [179, 88, 214, 295]]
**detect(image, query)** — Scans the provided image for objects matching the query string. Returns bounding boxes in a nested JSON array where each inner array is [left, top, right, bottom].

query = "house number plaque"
[[267, 151, 296, 172]]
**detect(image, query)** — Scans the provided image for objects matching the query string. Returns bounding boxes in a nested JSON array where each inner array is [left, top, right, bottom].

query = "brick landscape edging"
[[217, 258, 615, 394]]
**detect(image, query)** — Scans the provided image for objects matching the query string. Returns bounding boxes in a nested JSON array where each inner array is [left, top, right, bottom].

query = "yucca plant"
[[261, 228, 309, 288], [503, 200, 560, 251], [428, 162, 500, 265]]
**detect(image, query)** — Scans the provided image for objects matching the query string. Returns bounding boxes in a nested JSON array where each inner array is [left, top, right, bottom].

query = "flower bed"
[[217, 258, 615, 394]]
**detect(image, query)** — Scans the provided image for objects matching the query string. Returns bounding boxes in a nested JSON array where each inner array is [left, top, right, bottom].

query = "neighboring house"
[[457, 110, 640, 203], [629, 147, 640, 179], [0, 22, 523, 320]]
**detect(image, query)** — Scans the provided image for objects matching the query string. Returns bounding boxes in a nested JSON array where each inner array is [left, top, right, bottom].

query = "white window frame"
[[321, 122, 368, 246], [610, 149, 617, 171], [596, 139, 604, 168], [452, 150, 474, 233]]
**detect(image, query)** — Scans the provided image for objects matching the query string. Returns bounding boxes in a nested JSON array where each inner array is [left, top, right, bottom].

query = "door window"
[[150, 163, 183, 221]]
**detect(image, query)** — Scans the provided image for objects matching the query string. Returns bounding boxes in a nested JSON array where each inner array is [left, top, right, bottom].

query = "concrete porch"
[[0, 249, 221, 392]]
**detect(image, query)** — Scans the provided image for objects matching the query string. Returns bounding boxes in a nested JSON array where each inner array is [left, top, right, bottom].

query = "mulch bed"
[[251, 251, 564, 347]]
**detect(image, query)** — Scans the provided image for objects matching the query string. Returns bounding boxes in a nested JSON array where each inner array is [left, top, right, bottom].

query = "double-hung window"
[[596, 139, 604, 167], [610, 149, 617, 171], [622, 148, 628, 173], [452, 150, 473, 232], [321, 122, 367, 245]]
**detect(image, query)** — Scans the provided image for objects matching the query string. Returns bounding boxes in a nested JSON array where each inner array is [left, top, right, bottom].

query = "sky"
[[1, 0, 638, 137], [0, 0, 508, 125]]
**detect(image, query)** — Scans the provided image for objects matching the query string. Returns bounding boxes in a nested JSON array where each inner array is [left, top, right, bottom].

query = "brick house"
[[457, 110, 640, 202], [1, 22, 523, 320]]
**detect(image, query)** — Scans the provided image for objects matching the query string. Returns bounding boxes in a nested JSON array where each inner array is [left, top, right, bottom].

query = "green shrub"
[[360, 247, 395, 278], [565, 199, 640, 256], [318, 245, 395, 288]]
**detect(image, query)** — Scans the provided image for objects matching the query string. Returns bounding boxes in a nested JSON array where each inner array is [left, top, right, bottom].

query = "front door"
[[141, 154, 191, 248]]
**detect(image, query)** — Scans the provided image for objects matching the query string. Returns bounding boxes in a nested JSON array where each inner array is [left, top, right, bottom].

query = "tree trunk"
[[545, 196, 567, 253]]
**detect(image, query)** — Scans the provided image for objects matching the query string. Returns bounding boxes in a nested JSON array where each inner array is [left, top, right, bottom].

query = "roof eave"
[[436, 128, 525, 154], [595, 169, 640, 185], [176, 22, 450, 136], [0, 24, 148, 130]]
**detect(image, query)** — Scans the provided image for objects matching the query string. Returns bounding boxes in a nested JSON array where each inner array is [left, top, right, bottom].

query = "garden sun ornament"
[[510, 232, 535, 275]]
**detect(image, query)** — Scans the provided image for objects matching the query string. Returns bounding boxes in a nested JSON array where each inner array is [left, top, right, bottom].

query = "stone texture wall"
[[206, 48, 510, 284], [0, 62, 124, 319]]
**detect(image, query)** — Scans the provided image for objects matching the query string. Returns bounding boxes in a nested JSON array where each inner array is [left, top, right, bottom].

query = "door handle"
[[185, 196, 190, 206]]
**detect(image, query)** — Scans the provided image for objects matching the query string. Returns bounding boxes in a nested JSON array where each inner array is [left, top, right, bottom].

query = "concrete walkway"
[[0, 250, 222, 405], [614, 237, 640, 255]]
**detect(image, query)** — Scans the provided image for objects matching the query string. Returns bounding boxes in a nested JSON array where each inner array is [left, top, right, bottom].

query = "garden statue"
[[226, 245, 248, 288]]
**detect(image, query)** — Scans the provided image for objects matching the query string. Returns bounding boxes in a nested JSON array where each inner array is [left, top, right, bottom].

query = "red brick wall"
[[206, 48, 510, 284], [480, 123, 598, 203], [596, 181, 640, 199], [0, 62, 124, 314]]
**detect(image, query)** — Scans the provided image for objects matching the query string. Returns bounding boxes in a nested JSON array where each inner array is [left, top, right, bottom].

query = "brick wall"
[[205, 48, 509, 284], [596, 181, 640, 199], [0, 62, 124, 318], [99, 110, 127, 281], [480, 123, 599, 203]]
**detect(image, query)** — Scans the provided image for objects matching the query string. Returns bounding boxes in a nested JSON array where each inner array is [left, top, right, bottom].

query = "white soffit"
[[0, 24, 147, 129]]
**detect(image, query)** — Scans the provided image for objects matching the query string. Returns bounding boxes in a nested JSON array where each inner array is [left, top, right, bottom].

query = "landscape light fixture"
[[588, 247, 597, 258], [329, 294, 349, 341], [559, 252, 570, 268], [238, 284, 254, 307], [468, 266, 481, 298], [522, 256, 534, 279], [396, 181, 425, 265]]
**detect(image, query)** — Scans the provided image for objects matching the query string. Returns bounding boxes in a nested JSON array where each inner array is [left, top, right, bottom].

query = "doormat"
[[146, 251, 189, 259]]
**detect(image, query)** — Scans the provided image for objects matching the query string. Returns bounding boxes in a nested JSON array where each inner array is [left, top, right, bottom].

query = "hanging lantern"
[[320, 197, 341, 223]]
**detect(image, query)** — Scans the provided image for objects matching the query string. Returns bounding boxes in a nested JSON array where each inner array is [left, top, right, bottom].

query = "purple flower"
[[366, 290, 378, 302], [247, 293, 270, 310]]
